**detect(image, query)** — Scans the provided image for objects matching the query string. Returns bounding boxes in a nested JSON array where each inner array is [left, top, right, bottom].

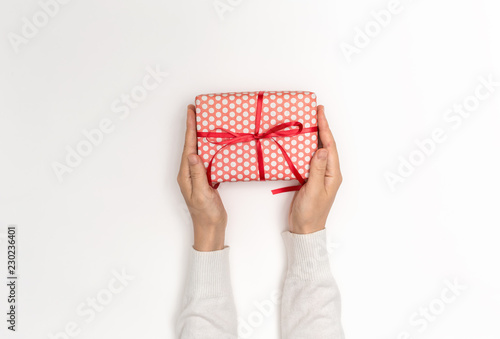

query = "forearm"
[[280, 229, 345, 339], [176, 246, 237, 339]]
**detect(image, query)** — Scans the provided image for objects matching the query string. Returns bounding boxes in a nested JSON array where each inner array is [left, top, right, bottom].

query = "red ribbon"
[[197, 91, 318, 195]]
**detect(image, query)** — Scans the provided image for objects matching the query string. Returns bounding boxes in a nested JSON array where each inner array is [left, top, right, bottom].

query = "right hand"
[[288, 105, 342, 234]]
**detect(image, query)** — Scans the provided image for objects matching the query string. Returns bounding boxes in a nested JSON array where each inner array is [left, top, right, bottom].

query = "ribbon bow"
[[196, 91, 318, 194]]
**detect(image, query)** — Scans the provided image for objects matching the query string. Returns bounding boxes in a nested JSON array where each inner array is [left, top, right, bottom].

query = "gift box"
[[195, 91, 319, 194]]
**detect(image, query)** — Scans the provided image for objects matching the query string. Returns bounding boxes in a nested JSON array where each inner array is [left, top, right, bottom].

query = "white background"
[[1, 0, 499, 338]]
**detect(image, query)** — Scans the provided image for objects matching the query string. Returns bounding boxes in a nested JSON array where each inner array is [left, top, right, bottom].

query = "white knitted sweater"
[[176, 229, 345, 339]]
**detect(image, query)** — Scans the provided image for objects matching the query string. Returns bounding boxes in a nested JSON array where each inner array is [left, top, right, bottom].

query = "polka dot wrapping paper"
[[195, 91, 319, 194]]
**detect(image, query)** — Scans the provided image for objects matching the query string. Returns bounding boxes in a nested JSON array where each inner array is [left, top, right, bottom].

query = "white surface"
[[1, 0, 499, 338]]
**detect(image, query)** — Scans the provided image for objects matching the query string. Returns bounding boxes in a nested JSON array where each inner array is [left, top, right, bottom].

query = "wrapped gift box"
[[195, 91, 319, 194]]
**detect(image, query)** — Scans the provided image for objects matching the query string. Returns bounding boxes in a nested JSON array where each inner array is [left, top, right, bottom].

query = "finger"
[[184, 104, 198, 155], [306, 148, 328, 192], [317, 105, 341, 178], [178, 105, 197, 192], [318, 132, 323, 149], [188, 153, 210, 195]]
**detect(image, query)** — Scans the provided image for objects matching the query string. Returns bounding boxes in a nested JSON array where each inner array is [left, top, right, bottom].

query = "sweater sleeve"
[[280, 229, 345, 339], [176, 246, 238, 339]]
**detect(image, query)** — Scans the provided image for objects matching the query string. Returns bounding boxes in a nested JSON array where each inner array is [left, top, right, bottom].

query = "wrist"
[[289, 224, 326, 235], [193, 227, 226, 251]]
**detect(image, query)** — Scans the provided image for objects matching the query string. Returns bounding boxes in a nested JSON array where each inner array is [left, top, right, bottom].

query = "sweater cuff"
[[282, 229, 333, 281], [185, 246, 232, 299]]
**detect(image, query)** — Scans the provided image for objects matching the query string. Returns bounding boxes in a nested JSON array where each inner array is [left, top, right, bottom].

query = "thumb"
[[307, 148, 328, 190], [188, 154, 210, 192]]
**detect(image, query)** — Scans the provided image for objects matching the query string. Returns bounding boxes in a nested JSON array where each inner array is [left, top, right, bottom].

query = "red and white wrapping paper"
[[195, 91, 319, 194]]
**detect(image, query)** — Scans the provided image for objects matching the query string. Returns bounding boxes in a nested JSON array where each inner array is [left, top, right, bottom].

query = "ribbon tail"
[[271, 183, 303, 195], [204, 141, 231, 190], [206, 167, 221, 190]]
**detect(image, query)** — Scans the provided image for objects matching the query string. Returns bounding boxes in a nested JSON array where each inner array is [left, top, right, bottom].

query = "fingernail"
[[317, 149, 327, 159], [188, 154, 199, 165]]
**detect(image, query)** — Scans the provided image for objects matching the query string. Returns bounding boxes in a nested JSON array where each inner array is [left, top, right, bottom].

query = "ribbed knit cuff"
[[282, 229, 333, 281], [185, 246, 232, 299]]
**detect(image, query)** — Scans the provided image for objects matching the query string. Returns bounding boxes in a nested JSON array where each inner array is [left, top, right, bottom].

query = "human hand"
[[177, 105, 227, 251], [288, 105, 342, 234]]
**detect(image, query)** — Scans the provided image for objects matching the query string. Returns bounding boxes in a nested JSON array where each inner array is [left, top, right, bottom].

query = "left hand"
[[177, 105, 227, 251]]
